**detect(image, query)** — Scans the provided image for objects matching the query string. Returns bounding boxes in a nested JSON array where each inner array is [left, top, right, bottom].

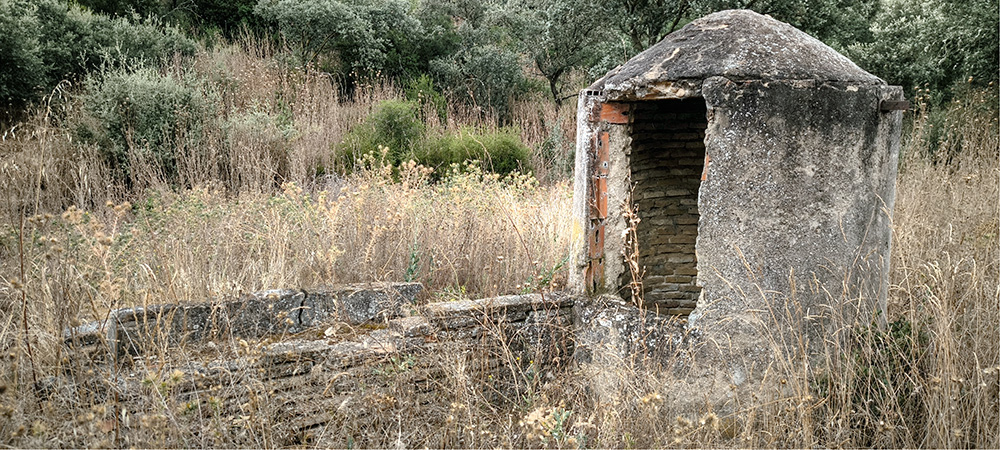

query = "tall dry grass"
[[881, 86, 999, 447], [0, 40, 577, 447]]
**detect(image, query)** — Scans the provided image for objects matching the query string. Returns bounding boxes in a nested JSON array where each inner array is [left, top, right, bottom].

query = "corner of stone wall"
[[569, 91, 602, 294]]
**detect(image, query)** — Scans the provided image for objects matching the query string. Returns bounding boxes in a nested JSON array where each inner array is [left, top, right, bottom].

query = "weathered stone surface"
[[64, 282, 423, 358], [696, 77, 900, 329], [389, 316, 432, 337], [420, 292, 574, 329], [302, 282, 422, 326], [417, 293, 576, 366], [590, 9, 884, 101], [573, 295, 692, 366]]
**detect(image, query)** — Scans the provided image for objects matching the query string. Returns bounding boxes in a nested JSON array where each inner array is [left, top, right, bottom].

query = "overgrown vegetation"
[[4, 0, 996, 122], [0, 0, 195, 116], [0, 0, 997, 448], [337, 99, 532, 177]]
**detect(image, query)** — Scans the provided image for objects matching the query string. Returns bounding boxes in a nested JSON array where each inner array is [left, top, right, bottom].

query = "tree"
[[845, 0, 999, 96], [255, 0, 366, 67], [0, 0, 44, 110], [74, 0, 161, 18], [423, 0, 529, 120], [350, 0, 425, 80], [599, 0, 692, 53], [690, 0, 879, 50], [519, 0, 612, 106], [1, 0, 196, 115], [193, 0, 268, 38], [255, 0, 447, 88], [429, 44, 526, 119]]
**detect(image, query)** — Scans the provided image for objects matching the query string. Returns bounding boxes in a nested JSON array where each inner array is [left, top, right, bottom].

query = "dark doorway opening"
[[624, 98, 707, 315]]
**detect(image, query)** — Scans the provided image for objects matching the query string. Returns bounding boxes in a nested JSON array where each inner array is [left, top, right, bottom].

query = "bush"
[[254, 0, 434, 87], [430, 44, 527, 120], [37, 1, 197, 81], [404, 74, 447, 121], [337, 99, 532, 179], [78, 67, 218, 186], [1, 0, 196, 109], [337, 99, 425, 167], [845, 0, 998, 98], [75, 0, 160, 17], [254, 0, 364, 67], [416, 128, 532, 178], [0, 0, 45, 109], [193, 0, 269, 39]]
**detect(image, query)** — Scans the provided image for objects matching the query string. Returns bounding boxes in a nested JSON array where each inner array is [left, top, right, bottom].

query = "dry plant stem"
[[17, 209, 41, 413], [623, 184, 645, 309], [495, 191, 543, 303]]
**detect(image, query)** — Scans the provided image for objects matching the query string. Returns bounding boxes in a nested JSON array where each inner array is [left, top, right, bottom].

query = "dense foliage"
[[338, 99, 532, 177], [0, 0, 195, 112], [1, 0, 995, 171], [3, 0, 997, 119], [76, 67, 217, 186]]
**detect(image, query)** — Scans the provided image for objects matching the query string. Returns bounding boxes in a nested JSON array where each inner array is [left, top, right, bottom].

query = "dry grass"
[[0, 39, 997, 447]]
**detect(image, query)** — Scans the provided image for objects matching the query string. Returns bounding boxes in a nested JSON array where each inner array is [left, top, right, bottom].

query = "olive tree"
[[599, 0, 692, 53], [845, 0, 998, 95], [517, 0, 612, 106], [423, 0, 529, 120], [0, 0, 44, 109]]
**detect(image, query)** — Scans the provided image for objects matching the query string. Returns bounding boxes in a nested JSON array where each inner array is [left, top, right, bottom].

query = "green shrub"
[[1, 0, 196, 109], [337, 100, 531, 179], [338, 99, 425, 167], [254, 0, 364, 67], [0, 0, 45, 108], [254, 0, 451, 88], [429, 44, 527, 120], [192, 0, 269, 39], [78, 67, 217, 186], [416, 128, 532, 178], [75, 0, 160, 18], [37, 1, 197, 81], [404, 74, 447, 121], [102, 14, 197, 65]]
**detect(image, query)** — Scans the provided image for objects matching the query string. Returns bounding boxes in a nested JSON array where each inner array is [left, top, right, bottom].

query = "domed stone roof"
[[590, 9, 884, 100]]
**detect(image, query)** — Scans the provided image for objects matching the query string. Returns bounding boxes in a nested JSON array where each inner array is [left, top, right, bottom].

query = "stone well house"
[[569, 10, 906, 349]]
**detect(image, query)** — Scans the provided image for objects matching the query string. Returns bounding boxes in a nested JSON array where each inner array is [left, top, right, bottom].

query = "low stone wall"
[[64, 283, 423, 359], [59, 286, 580, 446], [573, 295, 693, 366], [58, 285, 726, 447]]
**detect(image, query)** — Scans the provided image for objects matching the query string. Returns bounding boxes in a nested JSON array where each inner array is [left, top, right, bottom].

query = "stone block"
[[302, 282, 423, 326], [389, 316, 432, 337]]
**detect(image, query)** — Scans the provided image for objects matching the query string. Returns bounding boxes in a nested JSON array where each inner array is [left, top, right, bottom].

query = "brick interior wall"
[[625, 99, 706, 315]]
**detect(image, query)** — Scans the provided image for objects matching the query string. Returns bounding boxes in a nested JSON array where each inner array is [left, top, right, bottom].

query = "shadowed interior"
[[624, 98, 706, 315]]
